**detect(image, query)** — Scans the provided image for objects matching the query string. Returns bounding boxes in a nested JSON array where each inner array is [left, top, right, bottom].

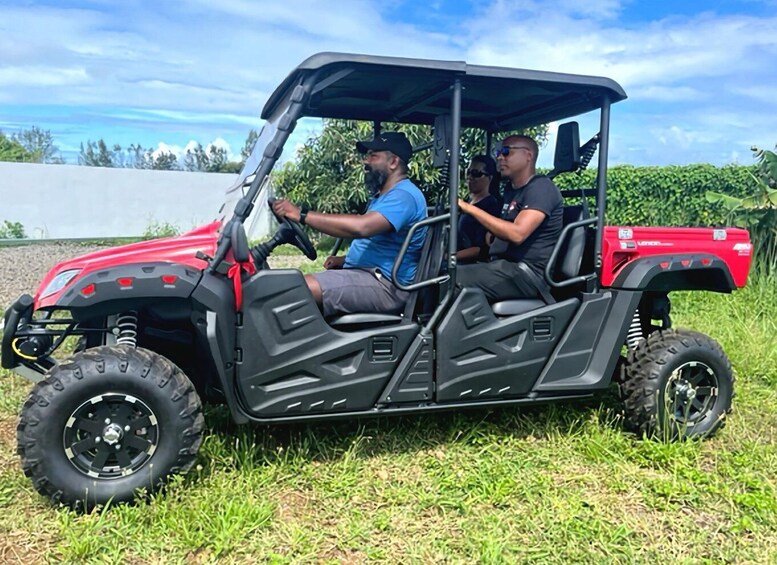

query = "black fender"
[[56, 262, 202, 313], [610, 254, 736, 293]]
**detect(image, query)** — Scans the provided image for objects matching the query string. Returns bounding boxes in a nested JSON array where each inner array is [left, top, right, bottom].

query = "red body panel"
[[35, 221, 221, 309], [602, 226, 752, 288]]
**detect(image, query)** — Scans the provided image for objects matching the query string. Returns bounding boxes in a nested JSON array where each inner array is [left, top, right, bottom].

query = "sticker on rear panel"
[[618, 229, 633, 239], [713, 230, 727, 241], [733, 243, 752, 256]]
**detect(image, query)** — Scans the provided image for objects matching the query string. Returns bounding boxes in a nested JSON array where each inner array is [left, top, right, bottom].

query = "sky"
[[0, 0, 775, 169]]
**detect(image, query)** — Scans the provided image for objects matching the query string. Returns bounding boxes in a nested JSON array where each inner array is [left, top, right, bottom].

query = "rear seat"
[[491, 204, 590, 316]]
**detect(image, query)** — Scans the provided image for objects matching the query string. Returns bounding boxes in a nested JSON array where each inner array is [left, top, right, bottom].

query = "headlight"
[[40, 269, 81, 298]]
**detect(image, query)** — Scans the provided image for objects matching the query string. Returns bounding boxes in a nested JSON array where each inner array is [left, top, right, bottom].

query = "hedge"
[[551, 164, 755, 227]]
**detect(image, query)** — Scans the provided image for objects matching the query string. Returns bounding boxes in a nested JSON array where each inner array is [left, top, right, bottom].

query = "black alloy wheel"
[[63, 393, 159, 479], [619, 329, 734, 440], [17, 345, 204, 510], [663, 361, 720, 427]]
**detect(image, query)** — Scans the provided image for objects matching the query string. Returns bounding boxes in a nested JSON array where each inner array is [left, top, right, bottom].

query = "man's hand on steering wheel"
[[272, 198, 301, 222], [267, 197, 317, 260]]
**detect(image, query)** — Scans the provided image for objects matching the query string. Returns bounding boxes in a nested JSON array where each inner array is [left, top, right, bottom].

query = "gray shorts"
[[456, 260, 544, 302], [313, 268, 411, 318]]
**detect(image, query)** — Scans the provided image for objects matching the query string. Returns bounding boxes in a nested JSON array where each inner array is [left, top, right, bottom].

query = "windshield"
[[217, 119, 279, 222]]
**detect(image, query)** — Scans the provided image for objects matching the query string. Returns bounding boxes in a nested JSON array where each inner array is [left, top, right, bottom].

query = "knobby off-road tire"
[[17, 345, 205, 510], [619, 329, 734, 440]]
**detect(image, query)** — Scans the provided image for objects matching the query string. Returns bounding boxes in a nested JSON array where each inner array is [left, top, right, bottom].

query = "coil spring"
[[115, 311, 138, 348], [626, 309, 643, 350], [438, 155, 451, 202], [578, 135, 599, 172]]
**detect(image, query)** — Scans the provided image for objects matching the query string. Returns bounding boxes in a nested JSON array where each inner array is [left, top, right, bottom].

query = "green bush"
[[142, 219, 180, 240], [0, 220, 26, 239], [553, 164, 755, 227]]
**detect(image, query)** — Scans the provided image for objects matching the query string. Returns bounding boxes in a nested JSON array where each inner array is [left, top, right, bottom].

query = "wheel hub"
[[675, 381, 697, 401], [101, 423, 124, 445]]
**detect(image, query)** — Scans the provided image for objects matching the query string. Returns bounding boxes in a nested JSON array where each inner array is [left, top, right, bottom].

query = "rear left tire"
[[619, 329, 734, 440]]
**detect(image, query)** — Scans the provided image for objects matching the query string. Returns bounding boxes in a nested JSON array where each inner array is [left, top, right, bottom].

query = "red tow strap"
[[227, 260, 257, 311]]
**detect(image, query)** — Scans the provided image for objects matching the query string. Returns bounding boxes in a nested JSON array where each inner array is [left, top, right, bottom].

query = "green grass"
[[0, 274, 775, 563]]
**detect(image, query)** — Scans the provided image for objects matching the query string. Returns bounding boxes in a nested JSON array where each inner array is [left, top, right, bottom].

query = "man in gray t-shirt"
[[457, 135, 563, 302]]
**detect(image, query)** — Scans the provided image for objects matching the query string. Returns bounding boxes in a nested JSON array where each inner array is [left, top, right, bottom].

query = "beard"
[[364, 165, 388, 195]]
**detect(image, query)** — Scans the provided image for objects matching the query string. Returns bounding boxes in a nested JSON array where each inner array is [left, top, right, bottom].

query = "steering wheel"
[[267, 197, 317, 260]]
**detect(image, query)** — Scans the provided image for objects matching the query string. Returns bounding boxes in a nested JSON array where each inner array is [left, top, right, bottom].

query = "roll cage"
[[212, 51, 627, 294]]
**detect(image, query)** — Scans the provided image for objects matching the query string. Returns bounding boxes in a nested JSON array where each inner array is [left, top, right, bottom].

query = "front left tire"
[[17, 345, 204, 510]]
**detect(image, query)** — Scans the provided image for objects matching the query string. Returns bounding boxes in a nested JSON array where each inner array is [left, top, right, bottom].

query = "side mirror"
[[230, 220, 250, 263], [550, 122, 581, 178]]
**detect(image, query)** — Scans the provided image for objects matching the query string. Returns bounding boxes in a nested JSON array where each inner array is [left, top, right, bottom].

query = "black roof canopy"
[[262, 52, 627, 132]]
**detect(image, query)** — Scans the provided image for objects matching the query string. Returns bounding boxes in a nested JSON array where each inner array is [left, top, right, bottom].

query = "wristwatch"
[[299, 204, 309, 226]]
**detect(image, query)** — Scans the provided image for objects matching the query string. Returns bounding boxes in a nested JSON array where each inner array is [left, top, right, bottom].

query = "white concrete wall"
[[0, 162, 272, 239]]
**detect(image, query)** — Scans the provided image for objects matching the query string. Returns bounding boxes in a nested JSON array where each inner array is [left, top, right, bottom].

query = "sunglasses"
[[493, 145, 531, 157], [466, 169, 489, 178]]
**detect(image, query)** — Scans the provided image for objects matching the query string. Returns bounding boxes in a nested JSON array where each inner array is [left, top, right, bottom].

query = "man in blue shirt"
[[272, 132, 427, 317]]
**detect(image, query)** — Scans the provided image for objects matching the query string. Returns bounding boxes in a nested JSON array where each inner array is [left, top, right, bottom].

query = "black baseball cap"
[[356, 132, 413, 164]]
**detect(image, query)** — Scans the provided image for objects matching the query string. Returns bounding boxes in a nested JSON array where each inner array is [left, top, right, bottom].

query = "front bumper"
[[1, 294, 53, 381]]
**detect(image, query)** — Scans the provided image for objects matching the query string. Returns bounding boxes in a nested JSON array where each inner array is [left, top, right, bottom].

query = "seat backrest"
[[402, 215, 446, 319], [556, 204, 589, 280]]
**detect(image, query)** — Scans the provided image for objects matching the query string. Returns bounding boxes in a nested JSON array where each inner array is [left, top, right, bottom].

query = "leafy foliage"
[[183, 143, 242, 173], [241, 129, 259, 162], [274, 119, 547, 212], [0, 127, 62, 164], [0, 131, 36, 163], [12, 126, 64, 164], [0, 220, 26, 239], [77, 134, 258, 173], [552, 164, 755, 227], [78, 140, 188, 170], [706, 145, 777, 272], [78, 140, 134, 168], [141, 219, 181, 240]]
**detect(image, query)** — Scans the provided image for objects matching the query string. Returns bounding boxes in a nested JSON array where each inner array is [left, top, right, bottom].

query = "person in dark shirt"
[[456, 155, 501, 263], [456, 135, 563, 302]]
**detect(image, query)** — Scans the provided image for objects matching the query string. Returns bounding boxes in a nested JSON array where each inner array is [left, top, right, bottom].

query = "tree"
[[241, 129, 259, 163], [130, 144, 181, 171], [183, 143, 241, 173], [707, 144, 777, 273], [273, 119, 548, 214], [0, 131, 37, 162], [12, 126, 64, 164], [78, 139, 121, 167], [78, 140, 182, 170], [0, 127, 63, 164], [0, 220, 26, 239], [145, 151, 181, 170]]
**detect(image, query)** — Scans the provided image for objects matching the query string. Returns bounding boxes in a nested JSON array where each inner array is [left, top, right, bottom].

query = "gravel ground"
[[0, 243, 309, 311]]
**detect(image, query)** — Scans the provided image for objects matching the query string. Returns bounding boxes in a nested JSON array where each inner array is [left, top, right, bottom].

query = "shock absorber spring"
[[626, 309, 643, 350], [115, 311, 138, 348]]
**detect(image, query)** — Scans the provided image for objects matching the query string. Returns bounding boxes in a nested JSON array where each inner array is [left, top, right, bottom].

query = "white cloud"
[[634, 86, 704, 102], [150, 137, 237, 161], [0, 67, 89, 88], [0, 0, 774, 167], [465, 8, 777, 94]]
